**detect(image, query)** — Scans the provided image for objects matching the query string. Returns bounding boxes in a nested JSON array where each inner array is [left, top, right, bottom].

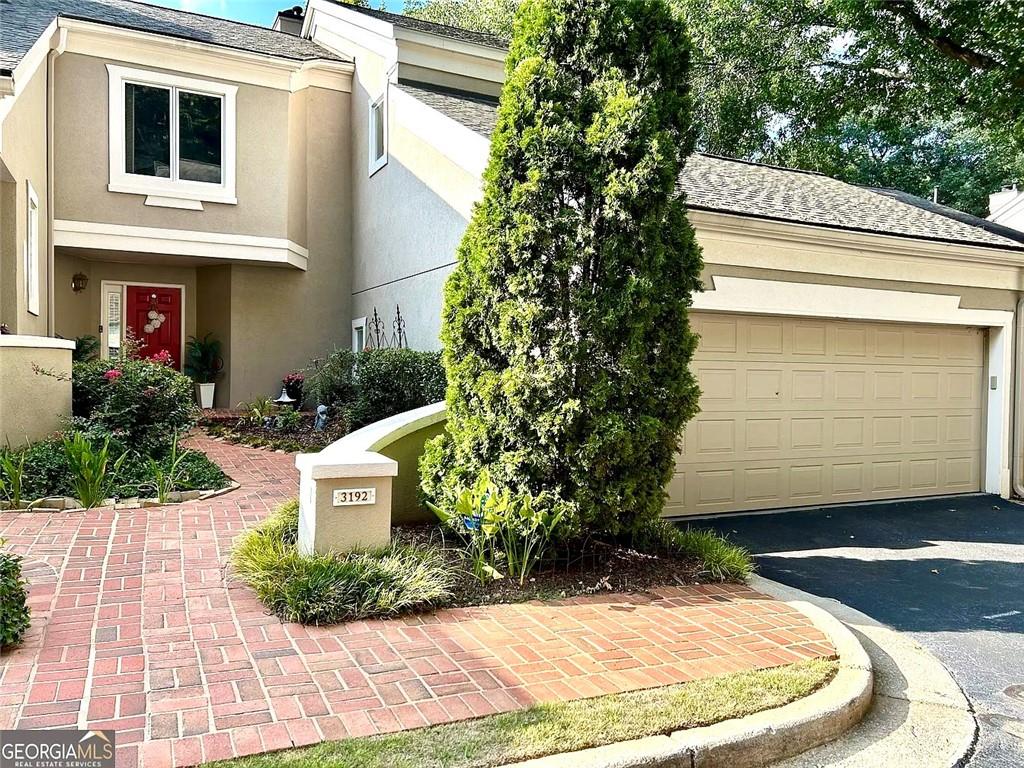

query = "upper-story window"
[[368, 92, 388, 176], [107, 65, 237, 205]]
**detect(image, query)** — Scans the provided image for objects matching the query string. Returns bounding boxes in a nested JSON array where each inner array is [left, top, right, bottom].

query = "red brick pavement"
[[0, 435, 834, 768]]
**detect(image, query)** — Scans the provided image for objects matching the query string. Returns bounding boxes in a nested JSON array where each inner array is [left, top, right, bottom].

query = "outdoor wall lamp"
[[71, 272, 89, 293]]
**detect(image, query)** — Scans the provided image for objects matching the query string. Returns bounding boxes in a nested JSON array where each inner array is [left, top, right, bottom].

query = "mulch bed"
[[203, 415, 347, 453], [396, 524, 706, 608]]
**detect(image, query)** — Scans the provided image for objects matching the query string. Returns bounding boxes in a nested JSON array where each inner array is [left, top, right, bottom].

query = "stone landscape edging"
[[0, 481, 241, 514], [503, 576, 873, 768]]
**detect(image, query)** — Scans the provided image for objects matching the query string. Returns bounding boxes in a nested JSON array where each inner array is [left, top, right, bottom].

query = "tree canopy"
[[420, 0, 704, 536], [404, 0, 1024, 216]]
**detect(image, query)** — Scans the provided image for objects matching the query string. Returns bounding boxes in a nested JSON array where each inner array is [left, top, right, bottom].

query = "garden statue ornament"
[[314, 404, 328, 431]]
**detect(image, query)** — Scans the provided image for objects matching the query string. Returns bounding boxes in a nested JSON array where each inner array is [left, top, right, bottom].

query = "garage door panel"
[[669, 314, 984, 516]]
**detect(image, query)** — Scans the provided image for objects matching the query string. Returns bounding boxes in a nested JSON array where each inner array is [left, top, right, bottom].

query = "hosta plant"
[[428, 471, 564, 585]]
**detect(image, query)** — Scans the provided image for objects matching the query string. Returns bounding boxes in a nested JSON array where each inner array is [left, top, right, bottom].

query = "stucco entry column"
[[295, 451, 395, 555], [294, 402, 448, 555]]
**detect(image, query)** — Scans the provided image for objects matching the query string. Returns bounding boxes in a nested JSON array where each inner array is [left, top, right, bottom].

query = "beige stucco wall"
[[53, 52, 293, 241], [196, 265, 232, 407], [0, 342, 72, 447], [0, 62, 51, 336], [379, 420, 445, 525]]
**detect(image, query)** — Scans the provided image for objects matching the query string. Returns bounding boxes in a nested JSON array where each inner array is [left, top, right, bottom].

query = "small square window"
[[352, 317, 367, 352], [368, 94, 387, 176]]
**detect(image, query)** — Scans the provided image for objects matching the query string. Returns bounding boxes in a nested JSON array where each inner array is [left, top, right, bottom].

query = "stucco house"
[[4, 0, 1024, 518]]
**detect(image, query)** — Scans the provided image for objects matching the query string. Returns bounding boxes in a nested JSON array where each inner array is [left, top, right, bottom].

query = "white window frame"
[[107, 65, 238, 205], [25, 181, 39, 316], [352, 317, 367, 352], [368, 90, 388, 176]]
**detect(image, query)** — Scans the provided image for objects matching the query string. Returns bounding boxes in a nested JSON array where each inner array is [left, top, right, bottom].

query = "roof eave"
[[688, 207, 1024, 261]]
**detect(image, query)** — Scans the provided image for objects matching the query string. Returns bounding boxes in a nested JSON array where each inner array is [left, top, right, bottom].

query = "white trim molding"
[[54, 220, 309, 270], [60, 18, 352, 94], [0, 334, 75, 350], [693, 276, 1015, 498], [107, 64, 238, 205], [392, 85, 489, 179]]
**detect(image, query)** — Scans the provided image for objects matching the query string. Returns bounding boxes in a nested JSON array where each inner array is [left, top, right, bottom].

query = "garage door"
[[666, 313, 985, 516]]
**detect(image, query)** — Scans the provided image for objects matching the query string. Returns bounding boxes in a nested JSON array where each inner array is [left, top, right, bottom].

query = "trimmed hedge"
[[306, 348, 446, 429]]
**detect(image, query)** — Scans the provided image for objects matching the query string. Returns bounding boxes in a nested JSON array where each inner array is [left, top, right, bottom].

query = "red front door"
[[126, 285, 183, 370]]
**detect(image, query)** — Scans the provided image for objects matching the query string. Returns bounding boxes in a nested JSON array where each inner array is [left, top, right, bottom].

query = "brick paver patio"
[[0, 435, 834, 768]]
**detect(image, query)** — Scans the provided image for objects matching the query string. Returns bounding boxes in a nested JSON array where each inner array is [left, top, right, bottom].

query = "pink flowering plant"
[[73, 353, 197, 456]]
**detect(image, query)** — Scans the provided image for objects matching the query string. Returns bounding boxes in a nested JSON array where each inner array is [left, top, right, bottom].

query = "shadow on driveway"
[[695, 494, 1024, 634]]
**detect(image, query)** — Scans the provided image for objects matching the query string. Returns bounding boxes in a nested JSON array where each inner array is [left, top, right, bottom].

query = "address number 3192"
[[333, 488, 376, 507]]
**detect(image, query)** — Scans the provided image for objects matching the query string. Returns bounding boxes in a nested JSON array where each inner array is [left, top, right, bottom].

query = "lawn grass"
[[208, 658, 837, 768]]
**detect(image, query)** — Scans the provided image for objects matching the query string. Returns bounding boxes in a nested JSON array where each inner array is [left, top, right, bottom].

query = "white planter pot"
[[196, 382, 216, 409]]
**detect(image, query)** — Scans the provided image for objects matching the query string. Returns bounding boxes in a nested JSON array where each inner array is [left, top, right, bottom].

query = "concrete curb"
[[502, 579, 873, 768], [755, 578, 977, 768]]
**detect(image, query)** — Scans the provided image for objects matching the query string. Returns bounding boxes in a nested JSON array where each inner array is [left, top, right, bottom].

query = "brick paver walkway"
[[0, 435, 834, 768]]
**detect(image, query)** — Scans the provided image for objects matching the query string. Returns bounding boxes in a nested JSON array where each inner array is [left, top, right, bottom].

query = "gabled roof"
[[400, 81, 1024, 252], [325, 2, 506, 50], [867, 187, 1024, 246], [0, 0, 347, 76]]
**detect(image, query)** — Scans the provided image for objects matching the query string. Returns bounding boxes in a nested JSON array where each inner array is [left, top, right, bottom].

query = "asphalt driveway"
[[700, 494, 1024, 767]]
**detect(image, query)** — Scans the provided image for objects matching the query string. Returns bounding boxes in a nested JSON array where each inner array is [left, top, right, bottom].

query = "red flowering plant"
[[103, 368, 123, 382], [282, 372, 305, 403], [150, 349, 174, 366]]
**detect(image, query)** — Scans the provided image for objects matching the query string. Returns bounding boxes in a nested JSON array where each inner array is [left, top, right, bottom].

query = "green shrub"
[[636, 519, 754, 582], [18, 439, 75, 500], [305, 348, 358, 410], [231, 500, 455, 625], [427, 470, 563, 584], [305, 348, 445, 428], [0, 540, 31, 647], [420, 0, 703, 537], [346, 348, 446, 428], [73, 357, 198, 455]]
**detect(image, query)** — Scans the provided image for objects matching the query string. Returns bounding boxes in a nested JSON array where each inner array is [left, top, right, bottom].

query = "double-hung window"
[[107, 65, 237, 205]]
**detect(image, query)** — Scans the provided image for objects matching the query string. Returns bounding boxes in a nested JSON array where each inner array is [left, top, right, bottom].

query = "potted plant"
[[282, 372, 305, 404], [184, 332, 224, 408]]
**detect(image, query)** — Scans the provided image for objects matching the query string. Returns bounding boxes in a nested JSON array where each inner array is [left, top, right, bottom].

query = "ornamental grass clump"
[[421, 0, 704, 538], [636, 519, 754, 582], [231, 501, 456, 625]]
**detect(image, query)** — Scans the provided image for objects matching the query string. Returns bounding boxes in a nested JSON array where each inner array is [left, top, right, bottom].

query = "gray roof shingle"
[[401, 81, 1024, 251], [328, 2, 506, 50], [0, 0, 347, 75]]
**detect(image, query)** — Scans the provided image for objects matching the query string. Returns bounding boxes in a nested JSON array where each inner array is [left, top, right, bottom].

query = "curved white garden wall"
[[294, 402, 446, 554]]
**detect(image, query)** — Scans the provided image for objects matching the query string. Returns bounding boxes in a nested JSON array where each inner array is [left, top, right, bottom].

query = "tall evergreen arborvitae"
[[420, 0, 704, 536]]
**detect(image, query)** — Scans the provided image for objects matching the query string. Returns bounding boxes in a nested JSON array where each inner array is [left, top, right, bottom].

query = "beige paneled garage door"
[[666, 314, 985, 516]]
